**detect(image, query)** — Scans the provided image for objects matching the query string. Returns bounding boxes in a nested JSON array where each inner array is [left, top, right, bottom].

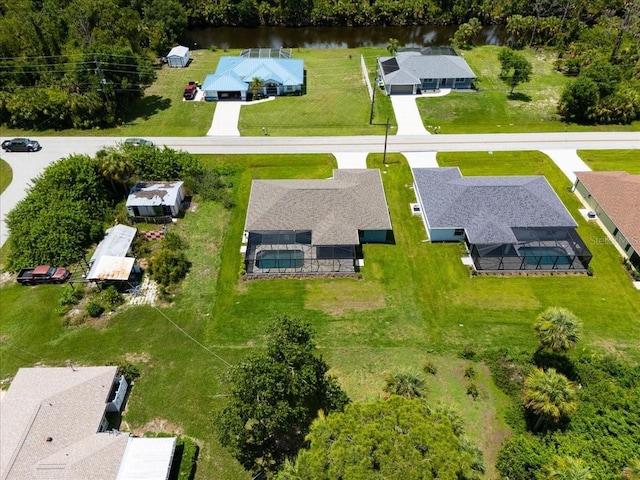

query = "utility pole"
[[383, 117, 390, 164], [369, 78, 376, 124]]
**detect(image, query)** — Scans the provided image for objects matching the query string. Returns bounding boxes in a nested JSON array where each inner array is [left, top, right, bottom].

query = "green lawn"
[[416, 46, 640, 134], [0, 158, 12, 194], [578, 150, 640, 173], [1, 151, 639, 479], [238, 48, 391, 136]]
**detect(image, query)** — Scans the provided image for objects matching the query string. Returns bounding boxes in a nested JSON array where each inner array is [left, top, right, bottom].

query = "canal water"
[[186, 25, 507, 49]]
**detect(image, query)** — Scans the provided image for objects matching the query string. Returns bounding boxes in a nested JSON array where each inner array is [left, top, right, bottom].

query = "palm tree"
[[383, 370, 426, 398], [249, 76, 264, 99], [540, 456, 593, 480], [95, 146, 133, 195], [524, 367, 577, 431], [387, 38, 400, 56], [534, 307, 582, 354]]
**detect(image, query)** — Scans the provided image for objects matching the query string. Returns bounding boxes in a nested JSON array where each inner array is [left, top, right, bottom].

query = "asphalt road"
[[1, 131, 639, 248]]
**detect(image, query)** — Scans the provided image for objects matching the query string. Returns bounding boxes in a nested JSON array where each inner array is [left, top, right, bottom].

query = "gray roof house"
[[244, 169, 392, 274], [412, 167, 592, 271], [378, 47, 476, 95], [0, 366, 176, 480]]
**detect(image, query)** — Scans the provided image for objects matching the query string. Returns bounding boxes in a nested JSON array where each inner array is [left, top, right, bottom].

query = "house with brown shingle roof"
[[243, 169, 392, 274], [0, 366, 176, 480], [575, 171, 640, 268]]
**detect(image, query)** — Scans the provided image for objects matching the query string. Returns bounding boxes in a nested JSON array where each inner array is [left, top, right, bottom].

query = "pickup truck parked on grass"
[[16, 265, 71, 285]]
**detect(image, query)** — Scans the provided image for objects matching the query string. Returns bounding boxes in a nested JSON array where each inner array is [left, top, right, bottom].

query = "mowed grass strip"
[[416, 46, 640, 134], [578, 150, 640, 173]]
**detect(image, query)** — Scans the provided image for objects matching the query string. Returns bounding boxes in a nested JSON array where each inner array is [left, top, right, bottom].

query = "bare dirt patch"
[[124, 352, 151, 363], [132, 418, 184, 437]]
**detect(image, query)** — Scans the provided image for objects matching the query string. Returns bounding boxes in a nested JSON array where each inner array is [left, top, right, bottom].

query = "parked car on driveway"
[[1, 138, 41, 152], [184, 81, 198, 100], [124, 138, 154, 147], [16, 265, 71, 285]]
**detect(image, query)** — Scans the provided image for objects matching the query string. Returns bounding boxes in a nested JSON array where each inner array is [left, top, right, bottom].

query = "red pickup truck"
[[183, 82, 197, 100], [16, 265, 71, 285]]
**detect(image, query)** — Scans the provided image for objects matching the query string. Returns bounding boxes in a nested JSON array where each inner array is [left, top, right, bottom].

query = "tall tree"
[[524, 367, 578, 431], [216, 316, 349, 476], [539, 456, 593, 480], [498, 48, 533, 94], [277, 396, 485, 480], [534, 307, 582, 354], [387, 37, 400, 55], [95, 146, 134, 195]]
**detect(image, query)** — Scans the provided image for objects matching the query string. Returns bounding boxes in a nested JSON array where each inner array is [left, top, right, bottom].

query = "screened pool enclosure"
[[245, 231, 357, 275], [469, 228, 592, 271]]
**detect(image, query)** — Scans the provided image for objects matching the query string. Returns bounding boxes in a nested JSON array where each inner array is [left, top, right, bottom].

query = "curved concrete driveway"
[[391, 89, 451, 135]]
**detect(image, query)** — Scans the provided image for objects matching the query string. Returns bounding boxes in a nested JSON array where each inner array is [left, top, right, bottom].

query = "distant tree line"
[[181, 0, 635, 29], [0, 0, 186, 129]]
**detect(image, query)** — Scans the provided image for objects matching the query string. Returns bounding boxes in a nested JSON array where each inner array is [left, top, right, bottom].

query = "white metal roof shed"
[[115, 437, 177, 480]]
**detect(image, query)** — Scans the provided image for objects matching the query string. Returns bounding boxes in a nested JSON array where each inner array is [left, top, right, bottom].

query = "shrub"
[[423, 359, 438, 375], [466, 383, 479, 400], [383, 370, 426, 399], [100, 286, 125, 310], [59, 286, 83, 306], [148, 249, 191, 286], [86, 301, 105, 317], [116, 362, 140, 383], [464, 366, 476, 379], [460, 344, 476, 360]]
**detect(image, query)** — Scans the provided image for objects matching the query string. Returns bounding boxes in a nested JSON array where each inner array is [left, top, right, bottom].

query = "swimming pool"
[[256, 250, 304, 269], [519, 246, 572, 266]]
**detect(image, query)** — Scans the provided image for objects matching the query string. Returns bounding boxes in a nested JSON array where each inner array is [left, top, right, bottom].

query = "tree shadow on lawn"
[[508, 92, 532, 102], [122, 95, 172, 123]]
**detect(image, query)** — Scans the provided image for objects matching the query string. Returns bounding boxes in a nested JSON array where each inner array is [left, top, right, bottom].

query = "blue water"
[[519, 246, 572, 266], [256, 250, 304, 269]]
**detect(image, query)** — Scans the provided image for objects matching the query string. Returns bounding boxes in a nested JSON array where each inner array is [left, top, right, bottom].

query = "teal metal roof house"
[[202, 51, 304, 101]]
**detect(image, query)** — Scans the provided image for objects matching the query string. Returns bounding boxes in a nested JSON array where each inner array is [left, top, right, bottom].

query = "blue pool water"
[[256, 250, 304, 269], [519, 246, 572, 266]]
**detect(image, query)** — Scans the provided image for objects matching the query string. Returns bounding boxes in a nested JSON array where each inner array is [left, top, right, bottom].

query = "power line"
[[152, 305, 232, 368]]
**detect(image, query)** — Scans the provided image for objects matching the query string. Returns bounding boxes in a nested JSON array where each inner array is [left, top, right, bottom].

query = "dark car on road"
[[1, 138, 41, 152], [124, 138, 154, 147]]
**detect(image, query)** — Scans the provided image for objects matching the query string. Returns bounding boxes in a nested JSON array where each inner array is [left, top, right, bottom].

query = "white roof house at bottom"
[[116, 437, 176, 480], [0, 367, 175, 480]]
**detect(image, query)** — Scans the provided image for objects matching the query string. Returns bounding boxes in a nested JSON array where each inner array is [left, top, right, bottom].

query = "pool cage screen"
[[469, 228, 592, 271], [245, 231, 357, 275]]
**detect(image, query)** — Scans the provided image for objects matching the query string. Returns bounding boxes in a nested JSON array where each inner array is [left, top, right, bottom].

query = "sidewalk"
[[207, 97, 275, 136], [541, 149, 592, 184]]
